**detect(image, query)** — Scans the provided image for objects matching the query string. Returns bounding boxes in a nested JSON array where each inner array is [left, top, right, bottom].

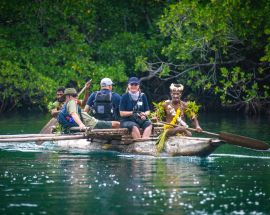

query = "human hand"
[[186, 130, 192, 136], [151, 116, 158, 123], [196, 126, 202, 133], [79, 123, 86, 131], [85, 80, 92, 89], [140, 112, 147, 120]]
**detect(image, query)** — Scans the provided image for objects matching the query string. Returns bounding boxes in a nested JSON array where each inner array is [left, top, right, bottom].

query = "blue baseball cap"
[[128, 77, 140, 84]]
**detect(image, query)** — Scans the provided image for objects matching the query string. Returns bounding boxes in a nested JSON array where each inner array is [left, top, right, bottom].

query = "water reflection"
[[1, 151, 270, 214], [118, 156, 212, 214], [49, 155, 215, 214]]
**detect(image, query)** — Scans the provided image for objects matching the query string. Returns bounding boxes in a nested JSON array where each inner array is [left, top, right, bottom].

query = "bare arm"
[[81, 84, 90, 107], [81, 96, 88, 107], [139, 110, 151, 120], [50, 108, 59, 118], [84, 104, 90, 113], [70, 112, 85, 130], [144, 110, 150, 116], [192, 117, 202, 132]]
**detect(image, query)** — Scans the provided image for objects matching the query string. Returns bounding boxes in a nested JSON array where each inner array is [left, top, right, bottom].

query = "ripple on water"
[[210, 153, 270, 159], [0, 142, 55, 153]]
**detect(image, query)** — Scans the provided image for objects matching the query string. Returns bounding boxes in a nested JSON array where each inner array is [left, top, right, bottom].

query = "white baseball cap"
[[100, 78, 113, 87]]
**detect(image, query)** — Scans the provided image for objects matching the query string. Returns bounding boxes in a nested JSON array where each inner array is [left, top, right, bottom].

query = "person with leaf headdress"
[[163, 83, 202, 133], [155, 83, 202, 152]]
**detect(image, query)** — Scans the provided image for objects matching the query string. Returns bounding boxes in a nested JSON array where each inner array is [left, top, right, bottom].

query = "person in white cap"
[[84, 78, 121, 123]]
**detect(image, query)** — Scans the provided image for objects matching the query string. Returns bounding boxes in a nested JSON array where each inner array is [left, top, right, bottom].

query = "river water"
[[0, 112, 269, 215]]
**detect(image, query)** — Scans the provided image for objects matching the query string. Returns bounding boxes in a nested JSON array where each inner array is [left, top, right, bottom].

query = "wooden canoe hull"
[[55, 136, 222, 157]]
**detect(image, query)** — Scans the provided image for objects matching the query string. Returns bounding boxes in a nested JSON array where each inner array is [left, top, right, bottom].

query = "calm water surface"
[[0, 112, 270, 215]]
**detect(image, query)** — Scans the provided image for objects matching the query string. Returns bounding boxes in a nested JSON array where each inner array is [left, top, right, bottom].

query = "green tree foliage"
[[151, 0, 270, 114], [1, 0, 270, 114], [97, 32, 159, 76], [0, 0, 166, 112]]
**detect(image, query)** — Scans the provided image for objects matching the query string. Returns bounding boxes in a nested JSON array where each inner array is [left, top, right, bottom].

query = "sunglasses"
[[130, 83, 139, 86]]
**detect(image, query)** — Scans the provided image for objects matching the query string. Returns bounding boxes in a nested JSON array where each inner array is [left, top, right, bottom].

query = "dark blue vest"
[[57, 102, 82, 129]]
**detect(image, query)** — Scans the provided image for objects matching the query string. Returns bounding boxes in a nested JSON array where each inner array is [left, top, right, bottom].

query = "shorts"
[[94, 120, 113, 129], [120, 120, 152, 132]]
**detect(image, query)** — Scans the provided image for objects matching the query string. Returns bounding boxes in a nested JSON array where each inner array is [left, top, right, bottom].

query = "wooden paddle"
[[39, 80, 91, 134], [77, 79, 92, 99], [39, 118, 58, 134], [159, 121, 270, 151]]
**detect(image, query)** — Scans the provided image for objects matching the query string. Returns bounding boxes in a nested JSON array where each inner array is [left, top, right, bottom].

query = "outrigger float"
[[0, 125, 268, 157]]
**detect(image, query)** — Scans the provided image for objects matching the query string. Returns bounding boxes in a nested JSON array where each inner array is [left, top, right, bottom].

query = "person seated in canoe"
[[119, 77, 152, 139], [84, 78, 121, 121], [48, 81, 91, 118], [57, 88, 120, 132], [48, 86, 65, 118], [153, 83, 202, 136]]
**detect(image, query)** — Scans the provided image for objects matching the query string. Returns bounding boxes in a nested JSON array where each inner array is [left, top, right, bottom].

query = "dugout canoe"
[[0, 127, 222, 157], [55, 127, 222, 157]]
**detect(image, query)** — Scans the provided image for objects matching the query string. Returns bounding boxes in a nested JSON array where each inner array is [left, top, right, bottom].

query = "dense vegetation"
[[0, 0, 269, 114]]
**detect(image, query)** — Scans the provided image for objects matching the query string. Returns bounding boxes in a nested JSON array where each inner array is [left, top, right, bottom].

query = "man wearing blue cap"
[[119, 77, 152, 139], [84, 78, 121, 122]]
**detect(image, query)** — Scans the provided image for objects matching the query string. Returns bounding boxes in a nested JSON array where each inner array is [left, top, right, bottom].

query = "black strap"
[[128, 92, 144, 112]]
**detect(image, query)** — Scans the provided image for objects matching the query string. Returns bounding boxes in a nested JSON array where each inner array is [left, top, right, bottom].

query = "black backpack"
[[93, 91, 114, 120]]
